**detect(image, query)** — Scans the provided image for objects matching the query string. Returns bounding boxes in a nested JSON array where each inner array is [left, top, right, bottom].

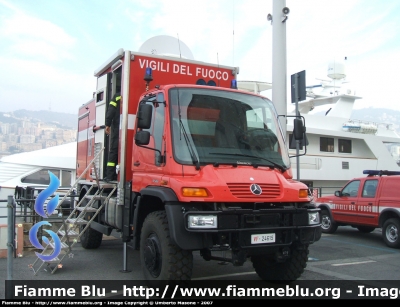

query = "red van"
[[315, 170, 400, 248]]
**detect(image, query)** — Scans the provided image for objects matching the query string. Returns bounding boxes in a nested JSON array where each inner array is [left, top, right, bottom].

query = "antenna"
[[177, 33, 182, 58], [232, 0, 235, 66], [217, 53, 220, 86]]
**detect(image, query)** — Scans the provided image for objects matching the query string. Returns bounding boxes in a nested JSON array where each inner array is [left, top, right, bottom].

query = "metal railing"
[[311, 187, 343, 199], [1, 195, 15, 299]]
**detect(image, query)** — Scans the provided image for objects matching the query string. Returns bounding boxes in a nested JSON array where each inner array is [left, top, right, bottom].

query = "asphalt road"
[[2, 226, 400, 299]]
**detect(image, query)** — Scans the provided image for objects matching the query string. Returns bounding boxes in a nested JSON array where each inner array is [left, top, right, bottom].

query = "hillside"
[[0, 110, 78, 130], [1, 107, 400, 134], [311, 107, 400, 133], [351, 107, 400, 132]]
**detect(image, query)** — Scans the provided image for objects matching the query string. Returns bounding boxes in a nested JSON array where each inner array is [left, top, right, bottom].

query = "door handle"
[[134, 161, 140, 166]]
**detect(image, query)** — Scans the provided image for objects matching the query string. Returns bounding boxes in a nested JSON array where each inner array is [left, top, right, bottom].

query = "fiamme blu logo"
[[29, 171, 62, 261]]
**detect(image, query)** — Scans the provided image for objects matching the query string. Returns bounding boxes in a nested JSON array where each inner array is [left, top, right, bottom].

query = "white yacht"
[[238, 60, 400, 196], [285, 60, 400, 196]]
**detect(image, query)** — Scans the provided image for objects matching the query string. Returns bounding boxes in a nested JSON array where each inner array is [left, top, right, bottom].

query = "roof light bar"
[[363, 170, 400, 176]]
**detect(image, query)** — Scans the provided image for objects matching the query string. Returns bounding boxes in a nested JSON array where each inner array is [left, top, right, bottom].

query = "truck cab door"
[[357, 179, 379, 226], [332, 180, 361, 223], [94, 66, 122, 180], [132, 95, 165, 190], [77, 110, 90, 179], [94, 75, 108, 179]]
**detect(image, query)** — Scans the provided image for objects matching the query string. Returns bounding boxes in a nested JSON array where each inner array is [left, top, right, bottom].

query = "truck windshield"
[[169, 88, 290, 170]]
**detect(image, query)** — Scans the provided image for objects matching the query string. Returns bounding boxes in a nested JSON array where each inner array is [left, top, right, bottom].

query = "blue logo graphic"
[[29, 171, 62, 261]]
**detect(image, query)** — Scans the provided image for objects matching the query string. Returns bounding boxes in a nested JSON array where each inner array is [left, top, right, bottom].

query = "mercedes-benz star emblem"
[[250, 184, 262, 195]]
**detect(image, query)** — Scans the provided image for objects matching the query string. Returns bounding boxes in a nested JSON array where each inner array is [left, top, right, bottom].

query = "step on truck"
[[75, 47, 322, 283]]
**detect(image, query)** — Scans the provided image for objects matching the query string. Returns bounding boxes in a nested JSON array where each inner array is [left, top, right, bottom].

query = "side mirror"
[[293, 118, 305, 140], [135, 130, 150, 145], [137, 104, 152, 129], [334, 191, 341, 197]]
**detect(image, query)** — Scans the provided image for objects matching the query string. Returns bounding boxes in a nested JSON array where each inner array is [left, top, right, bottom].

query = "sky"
[[1, 0, 400, 115]]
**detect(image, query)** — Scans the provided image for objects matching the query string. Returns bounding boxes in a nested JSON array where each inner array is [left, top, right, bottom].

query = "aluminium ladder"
[[30, 147, 117, 275]]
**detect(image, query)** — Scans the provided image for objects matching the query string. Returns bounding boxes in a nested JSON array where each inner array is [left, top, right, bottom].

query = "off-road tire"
[[321, 209, 338, 234], [251, 246, 309, 282], [356, 226, 375, 233], [79, 198, 103, 249], [382, 218, 400, 248], [140, 211, 193, 282]]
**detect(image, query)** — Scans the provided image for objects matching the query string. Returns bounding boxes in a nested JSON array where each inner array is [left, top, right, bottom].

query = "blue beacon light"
[[231, 80, 238, 89], [144, 67, 153, 91], [144, 67, 153, 82]]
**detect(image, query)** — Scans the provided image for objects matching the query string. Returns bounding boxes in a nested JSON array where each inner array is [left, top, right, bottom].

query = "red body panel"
[[77, 98, 96, 180], [316, 175, 400, 227], [130, 83, 308, 203], [77, 51, 237, 184], [124, 54, 236, 182]]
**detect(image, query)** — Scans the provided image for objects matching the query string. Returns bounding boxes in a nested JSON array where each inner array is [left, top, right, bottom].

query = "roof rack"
[[363, 170, 400, 177]]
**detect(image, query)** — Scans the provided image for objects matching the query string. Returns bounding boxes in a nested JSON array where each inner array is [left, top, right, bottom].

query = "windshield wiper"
[[176, 88, 200, 170], [177, 120, 200, 170], [209, 152, 286, 172]]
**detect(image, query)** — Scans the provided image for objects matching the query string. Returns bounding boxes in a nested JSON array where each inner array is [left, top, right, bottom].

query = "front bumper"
[[166, 204, 321, 250]]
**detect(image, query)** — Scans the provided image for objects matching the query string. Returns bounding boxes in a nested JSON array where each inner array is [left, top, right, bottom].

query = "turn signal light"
[[182, 188, 208, 197], [299, 189, 309, 198]]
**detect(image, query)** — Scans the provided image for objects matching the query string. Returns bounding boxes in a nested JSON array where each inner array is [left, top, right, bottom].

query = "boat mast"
[[272, 0, 288, 136]]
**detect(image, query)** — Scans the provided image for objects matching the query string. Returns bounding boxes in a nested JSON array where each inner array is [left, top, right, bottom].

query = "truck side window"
[[342, 180, 360, 197], [362, 179, 378, 198], [61, 170, 72, 187], [152, 103, 165, 166], [21, 169, 60, 185]]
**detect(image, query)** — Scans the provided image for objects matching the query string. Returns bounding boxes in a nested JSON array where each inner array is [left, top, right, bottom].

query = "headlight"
[[308, 212, 320, 225], [188, 215, 218, 229]]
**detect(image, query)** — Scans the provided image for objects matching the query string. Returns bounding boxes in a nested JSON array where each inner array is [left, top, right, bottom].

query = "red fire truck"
[[75, 48, 321, 282]]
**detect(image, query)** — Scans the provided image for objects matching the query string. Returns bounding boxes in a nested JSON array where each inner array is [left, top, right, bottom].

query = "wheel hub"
[[321, 216, 330, 229], [387, 225, 398, 243], [143, 235, 162, 277]]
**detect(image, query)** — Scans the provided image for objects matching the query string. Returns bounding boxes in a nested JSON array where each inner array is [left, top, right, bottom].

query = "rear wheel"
[[79, 197, 103, 249], [140, 211, 193, 282], [356, 226, 375, 233], [382, 218, 400, 248], [251, 245, 309, 282], [321, 209, 338, 234]]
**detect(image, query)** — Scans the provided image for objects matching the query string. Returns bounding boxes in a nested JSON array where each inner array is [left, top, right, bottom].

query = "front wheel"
[[320, 209, 338, 234], [382, 218, 400, 248], [251, 246, 309, 282], [140, 211, 193, 282]]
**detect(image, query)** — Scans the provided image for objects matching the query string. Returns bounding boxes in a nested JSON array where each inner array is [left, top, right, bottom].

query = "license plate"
[[251, 233, 275, 244]]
